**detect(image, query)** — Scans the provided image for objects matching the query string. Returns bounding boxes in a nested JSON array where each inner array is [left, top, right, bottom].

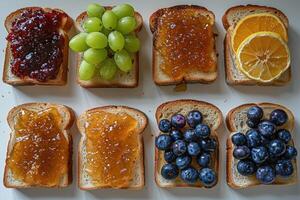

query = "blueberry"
[[195, 124, 211, 139], [270, 109, 288, 126], [199, 168, 217, 187], [158, 119, 171, 133], [283, 145, 297, 160], [161, 163, 179, 180], [171, 114, 186, 129], [172, 140, 187, 156], [164, 150, 177, 163], [231, 132, 247, 146], [197, 152, 211, 168], [275, 160, 294, 177], [187, 110, 203, 128], [277, 129, 291, 144], [246, 119, 259, 128], [268, 139, 286, 157], [183, 129, 197, 142], [233, 145, 250, 160], [251, 146, 269, 164], [246, 129, 261, 147], [170, 129, 183, 141], [260, 135, 270, 146], [176, 155, 192, 169], [187, 142, 201, 156], [247, 106, 263, 122], [258, 121, 276, 138], [180, 167, 198, 184], [237, 160, 256, 176], [200, 138, 217, 152], [256, 166, 276, 184], [155, 134, 173, 150]]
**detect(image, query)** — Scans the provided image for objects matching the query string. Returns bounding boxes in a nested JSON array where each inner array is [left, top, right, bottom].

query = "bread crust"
[[3, 103, 75, 188], [150, 5, 218, 86], [77, 106, 148, 190], [154, 99, 222, 188], [75, 9, 143, 88], [226, 103, 298, 189], [3, 7, 73, 86]]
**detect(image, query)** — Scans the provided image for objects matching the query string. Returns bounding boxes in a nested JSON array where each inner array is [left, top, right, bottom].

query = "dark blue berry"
[[187, 110, 203, 128], [172, 140, 187, 156], [283, 145, 297, 160], [195, 124, 211, 139], [183, 129, 197, 142], [268, 139, 286, 157], [246, 119, 259, 128], [171, 114, 186, 129], [155, 134, 173, 150], [164, 150, 177, 163], [237, 160, 256, 176], [200, 138, 217, 152], [231, 132, 247, 146], [256, 166, 276, 184], [176, 155, 192, 169], [233, 145, 250, 160], [247, 106, 263, 122], [251, 146, 269, 164], [246, 129, 261, 148], [187, 142, 201, 156], [180, 167, 198, 184], [260, 135, 270, 146], [277, 129, 291, 144], [158, 119, 171, 133], [199, 168, 217, 187], [161, 163, 179, 180], [258, 120, 276, 138], [197, 152, 211, 168], [275, 160, 294, 177], [270, 109, 288, 126], [170, 129, 183, 141]]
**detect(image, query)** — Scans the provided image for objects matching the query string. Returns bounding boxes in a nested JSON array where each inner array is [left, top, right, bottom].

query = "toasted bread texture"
[[222, 5, 291, 86], [77, 106, 148, 189], [150, 5, 217, 86], [4, 103, 74, 188], [3, 7, 73, 86], [226, 103, 298, 189], [155, 99, 222, 188], [75, 9, 143, 88]]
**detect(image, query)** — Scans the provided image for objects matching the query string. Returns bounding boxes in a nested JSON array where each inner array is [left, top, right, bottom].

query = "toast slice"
[[4, 103, 74, 188], [75, 9, 143, 88], [77, 106, 148, 189], [155, 99, 222, 188], [226, 103, 298, 189], [150, 5, 217, 86], [3, 7, 73, 86], [222, 5, 291, 86]]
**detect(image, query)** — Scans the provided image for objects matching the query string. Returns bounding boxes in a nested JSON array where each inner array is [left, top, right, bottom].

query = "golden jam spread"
[[85, 111, 139, 187], [7, 107, 68, 186], [155, 9, 215, 79]]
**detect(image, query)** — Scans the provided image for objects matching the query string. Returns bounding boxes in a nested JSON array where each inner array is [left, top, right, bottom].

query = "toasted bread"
[[77, 106, 148, 189], [75, 9, 143, 88], [3, 7, 73, 86], [222, 5, 291, 86], [155, 99, 222, 188], [226, 103, 298, 189], [3, 103, 74, 188], [150, 5, 217, 86]]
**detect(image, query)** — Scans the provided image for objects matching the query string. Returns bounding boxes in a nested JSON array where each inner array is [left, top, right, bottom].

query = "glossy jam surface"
[[155, 9, 215, 79], [7, 9, 66, 81], [85, 111, 139, 187], [7, 107, 68, 186]]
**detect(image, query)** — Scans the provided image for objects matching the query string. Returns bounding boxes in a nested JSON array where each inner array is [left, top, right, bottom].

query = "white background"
[[0, 0, 300, 199]]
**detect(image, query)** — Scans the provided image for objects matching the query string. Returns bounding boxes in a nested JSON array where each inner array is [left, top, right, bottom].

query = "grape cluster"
[[69, 3, 140, 81]]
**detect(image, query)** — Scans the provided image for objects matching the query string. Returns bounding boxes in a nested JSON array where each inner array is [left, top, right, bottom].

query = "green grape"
[[102, 28, 112, 36], [99, 58, 117, 80], [79, 60, 96, 80], [114, 49, 133, 72], [87, 3, 105, 18], [102, 10, 118, 30], [117, 16, 136, 34], [86, 32, 107, 49], [112, 4, 134, 19], [108, 31, 125, 52], [83, 17, 103, 32], [83, 48, 107, 65], [124, 34, 140, 53], [69, 33, 89, 52]]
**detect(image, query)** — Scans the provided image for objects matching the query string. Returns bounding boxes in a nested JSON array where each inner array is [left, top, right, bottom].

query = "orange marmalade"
[[7, 107, 69, 186], [155, 9, 216, 79], [85, 111, 139, 187]]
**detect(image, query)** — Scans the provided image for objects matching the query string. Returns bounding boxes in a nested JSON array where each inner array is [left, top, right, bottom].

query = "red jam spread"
[[85, 111, 139, 187], [155, 8, 216, 80], [7, 108, 69, 186], [6, 9, 66, 81]]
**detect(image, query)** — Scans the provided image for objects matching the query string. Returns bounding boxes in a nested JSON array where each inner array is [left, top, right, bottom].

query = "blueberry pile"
[[155, 110, 217, 187], [232, 106, 298, 184]]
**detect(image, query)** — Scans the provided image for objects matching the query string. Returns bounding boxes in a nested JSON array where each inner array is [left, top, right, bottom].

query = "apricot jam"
[[85, 111, 139, 187], [7, 108, 69, 186], [6, 9, 66, 81], [155, 8, 216, 79]]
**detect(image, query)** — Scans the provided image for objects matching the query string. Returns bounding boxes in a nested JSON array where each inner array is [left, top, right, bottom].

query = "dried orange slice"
[[236, 31, 290, 82], [232, 13, 288, 53]]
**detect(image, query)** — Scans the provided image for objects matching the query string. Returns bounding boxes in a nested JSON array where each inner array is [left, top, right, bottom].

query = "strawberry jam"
[[6, 9, 66, 82]]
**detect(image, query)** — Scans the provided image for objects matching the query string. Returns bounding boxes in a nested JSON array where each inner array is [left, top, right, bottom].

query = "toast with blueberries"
[[155, 99, 222, 188], [226, 103, 298, 189]]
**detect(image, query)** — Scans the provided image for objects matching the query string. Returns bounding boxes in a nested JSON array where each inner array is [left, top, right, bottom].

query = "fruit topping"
[[198, 168, 217, 187], [161, 163, 179, 180], [180, 167, 198, 184]]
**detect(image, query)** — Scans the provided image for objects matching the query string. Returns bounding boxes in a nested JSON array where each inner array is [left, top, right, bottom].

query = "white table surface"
[[0, 0, 300, 199]]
